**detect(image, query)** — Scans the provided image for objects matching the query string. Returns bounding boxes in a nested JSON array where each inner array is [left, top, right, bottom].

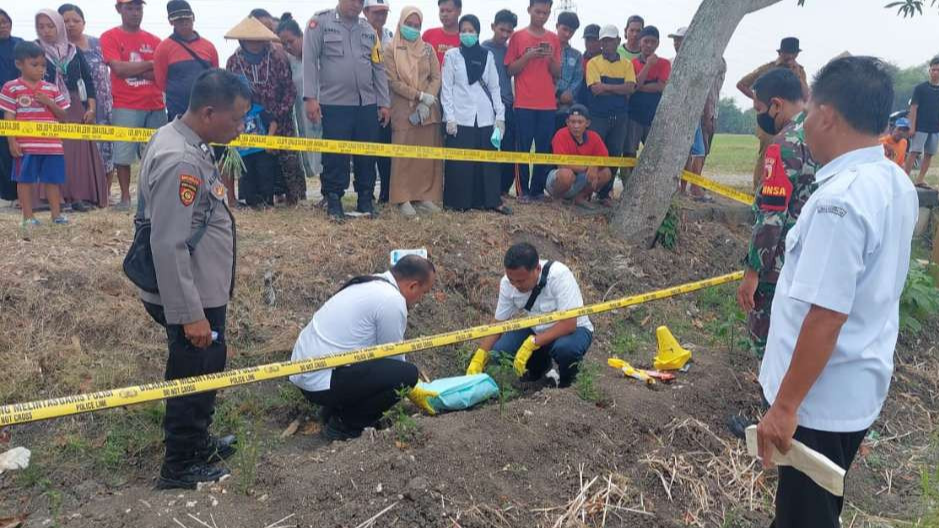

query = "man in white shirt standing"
[[290, 256, 437, 441], [756, 56, 918, 528], [466, 243, 594, 387]]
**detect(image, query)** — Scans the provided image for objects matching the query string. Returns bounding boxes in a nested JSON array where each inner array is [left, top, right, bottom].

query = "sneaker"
[[70, 200, 93, 213], [399, 201, 418, 218], [326, 194, 345, 221], [113, 201, 132, 212], [356, 197, 377, 218], [52, 215, 69, 225], [324, 416, 362, 442], [415, 201, 441, 214], [156, 462, 230, 490], [517, 195, 534, 204], [195, 434, 237, 464], [726, 414, 754, 440], [20, 218, 41, 228]]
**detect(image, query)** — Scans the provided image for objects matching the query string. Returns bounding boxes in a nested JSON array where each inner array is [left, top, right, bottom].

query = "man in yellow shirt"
[[585, 24, 636, 205]]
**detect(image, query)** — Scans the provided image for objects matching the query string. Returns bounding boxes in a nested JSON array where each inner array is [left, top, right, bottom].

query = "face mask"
[[400, 25, 420, 42], [460, 33, 479, 47], [491, 126, 503, 150], [757, 108, 779, 136]]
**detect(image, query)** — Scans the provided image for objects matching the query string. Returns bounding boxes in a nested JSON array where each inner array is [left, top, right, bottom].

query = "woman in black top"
[[36, 8, 107, 210], [0, 8, 23, 202]]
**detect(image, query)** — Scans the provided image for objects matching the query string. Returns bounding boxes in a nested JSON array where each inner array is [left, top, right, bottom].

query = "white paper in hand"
[[745, 426, 845, 497]]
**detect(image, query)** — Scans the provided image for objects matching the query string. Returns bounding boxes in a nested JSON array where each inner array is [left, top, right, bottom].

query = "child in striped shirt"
[[0, 41, 70, 227]]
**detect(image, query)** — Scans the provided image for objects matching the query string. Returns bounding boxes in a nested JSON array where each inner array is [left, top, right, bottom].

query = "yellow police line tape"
[[0, 271, 745, 426], [0, 121, 754, 206]]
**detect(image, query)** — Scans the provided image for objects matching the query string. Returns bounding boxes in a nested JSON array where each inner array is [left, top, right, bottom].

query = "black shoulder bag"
[[123, 183, 215, 294], [524, 261, 554, 311]]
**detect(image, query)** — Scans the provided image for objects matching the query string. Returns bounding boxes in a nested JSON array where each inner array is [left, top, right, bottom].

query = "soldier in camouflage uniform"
[[736, 68, 818, 358]]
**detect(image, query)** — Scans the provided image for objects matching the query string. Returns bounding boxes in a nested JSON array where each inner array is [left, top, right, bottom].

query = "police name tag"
[[390, 248, 428, 265]]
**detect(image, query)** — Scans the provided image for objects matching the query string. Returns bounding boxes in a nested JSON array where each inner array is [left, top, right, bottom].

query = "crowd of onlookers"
[[1, 0, 937, 227]]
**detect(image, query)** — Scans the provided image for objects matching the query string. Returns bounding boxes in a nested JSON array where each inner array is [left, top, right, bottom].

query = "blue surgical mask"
[[400, 25, 420, 42], [491, 126, 503, 150], [460, 33, 479, 47]]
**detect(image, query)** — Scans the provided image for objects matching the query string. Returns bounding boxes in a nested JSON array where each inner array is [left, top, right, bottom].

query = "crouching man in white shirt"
[[756, 56, 918, 528], [465, 242, 594, 387], [290, 256, 437, 441]]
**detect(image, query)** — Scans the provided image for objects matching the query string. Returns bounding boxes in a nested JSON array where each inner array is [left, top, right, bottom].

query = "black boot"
[[195, 434, 237, 464], [326, 193, 345, 221], [157, 462, 230, 490], [356, 195, 377, 218]]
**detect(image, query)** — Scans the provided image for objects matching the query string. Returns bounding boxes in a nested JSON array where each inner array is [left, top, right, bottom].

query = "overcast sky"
[[6, 0, 938, 106]]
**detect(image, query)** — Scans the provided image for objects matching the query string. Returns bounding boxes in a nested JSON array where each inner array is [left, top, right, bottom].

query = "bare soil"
[[0, 195, 935, 528]]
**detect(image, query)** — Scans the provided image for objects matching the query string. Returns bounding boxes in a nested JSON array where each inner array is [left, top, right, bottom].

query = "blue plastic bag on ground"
[[416, 374, 499, 413]]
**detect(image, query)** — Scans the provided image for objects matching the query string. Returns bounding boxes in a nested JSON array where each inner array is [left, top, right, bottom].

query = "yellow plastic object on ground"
[[653, 326, 692, 371], [607, 358, 655, 386]]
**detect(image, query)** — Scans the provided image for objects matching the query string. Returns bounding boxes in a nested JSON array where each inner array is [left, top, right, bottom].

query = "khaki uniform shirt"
[[138, 119, 235, 324], [302, 9, 391, 108]]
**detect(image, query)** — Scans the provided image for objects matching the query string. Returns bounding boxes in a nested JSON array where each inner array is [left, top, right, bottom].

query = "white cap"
[[599, 24, 619, 40], [668, 26, 688, 39], [364, 0, 390, 9]]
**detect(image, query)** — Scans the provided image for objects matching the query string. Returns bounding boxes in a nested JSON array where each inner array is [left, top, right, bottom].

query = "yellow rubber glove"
[[513, 336, 541, 377], [408, 386, 439, 415], [466, 348, 490, 375]]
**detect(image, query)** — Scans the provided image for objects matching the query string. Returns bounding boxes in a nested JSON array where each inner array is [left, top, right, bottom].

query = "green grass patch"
[[704, 134, 759, 177]]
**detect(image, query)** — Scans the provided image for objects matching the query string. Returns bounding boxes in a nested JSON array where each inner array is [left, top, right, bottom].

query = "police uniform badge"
[[179, 174, 201, 206], [211, 181, 227, 200]]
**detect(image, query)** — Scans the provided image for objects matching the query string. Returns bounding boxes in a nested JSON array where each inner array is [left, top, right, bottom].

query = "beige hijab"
[[391, 7, 426, 90]]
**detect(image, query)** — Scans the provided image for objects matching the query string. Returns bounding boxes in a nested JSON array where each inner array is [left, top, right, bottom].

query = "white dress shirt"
[[495, 260, 594, 334], [760, 145, 918, 432], [441, 47, 505, 127], [289, 271, 408, 392]]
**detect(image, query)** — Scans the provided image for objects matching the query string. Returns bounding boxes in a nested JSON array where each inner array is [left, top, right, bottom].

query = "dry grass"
[[640, 418, 772, 527]]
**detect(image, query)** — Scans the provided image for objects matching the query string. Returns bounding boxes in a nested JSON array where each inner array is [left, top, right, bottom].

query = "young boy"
[[625, 26, 670, 159], [423, 0, 462, 66], [881, 117, 911, 168], [506, 0, 562, 202], [554, 11, 583, 130], [482, 9, 519, 197], [547, 104, 612, 207], [0, 41, 70, 227], [585, 25, 635, 206]]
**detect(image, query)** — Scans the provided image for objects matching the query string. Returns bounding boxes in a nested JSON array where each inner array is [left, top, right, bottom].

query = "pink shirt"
[[0, 79, 70, 155]]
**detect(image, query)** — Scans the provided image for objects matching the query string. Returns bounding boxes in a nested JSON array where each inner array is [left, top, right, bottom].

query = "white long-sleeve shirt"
[[441, 47, 505, 127], [289, 271, 408, 392]]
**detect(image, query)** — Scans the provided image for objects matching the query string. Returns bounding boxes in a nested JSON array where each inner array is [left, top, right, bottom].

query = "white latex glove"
[[0, 447, 31, 474], [446, 121, 459, 136], [417, 103, 431, 122], [419, 91, 437, 106], [495, 119, 506, 137]]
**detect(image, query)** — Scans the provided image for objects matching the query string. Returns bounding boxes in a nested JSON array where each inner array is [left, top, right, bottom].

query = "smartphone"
[[539, 42, 551, 52]]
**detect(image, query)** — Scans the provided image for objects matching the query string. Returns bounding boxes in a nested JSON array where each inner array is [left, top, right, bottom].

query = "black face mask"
[[757, 108, 779, 136]]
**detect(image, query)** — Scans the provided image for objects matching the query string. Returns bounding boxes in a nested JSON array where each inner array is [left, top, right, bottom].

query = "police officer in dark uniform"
[[303, 0, 391, 220], [136, 69, 251, 489]]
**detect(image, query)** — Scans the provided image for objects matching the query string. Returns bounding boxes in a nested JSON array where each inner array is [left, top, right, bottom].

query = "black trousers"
[[239, 151, 280, 206], [0, 137, 15, 201], [500, 106, 519, 195], [771, 425, 867, 528], [300, 358, 418, 431], [377, 122, 392, 203], [321, 104, 380, 199], [143, 302, 228, 469], [590, 114, 629, 199]]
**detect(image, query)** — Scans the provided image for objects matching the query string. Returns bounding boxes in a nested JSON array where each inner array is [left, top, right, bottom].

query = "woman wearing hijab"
[[0, 9, 23, 203], [441, 15, 510, 214], [225, 16, 305, 205], [276, 13, 322, 180], [36, 8, 107, 210], [384, 7, 444, 218], [59, 4, 114, 181]]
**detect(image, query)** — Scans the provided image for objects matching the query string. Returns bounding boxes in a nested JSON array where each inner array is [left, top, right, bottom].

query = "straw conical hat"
[[225, 16, 280, 41]]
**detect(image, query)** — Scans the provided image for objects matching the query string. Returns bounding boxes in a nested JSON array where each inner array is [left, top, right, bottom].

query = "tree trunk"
[[611, 0, 784, 246]]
